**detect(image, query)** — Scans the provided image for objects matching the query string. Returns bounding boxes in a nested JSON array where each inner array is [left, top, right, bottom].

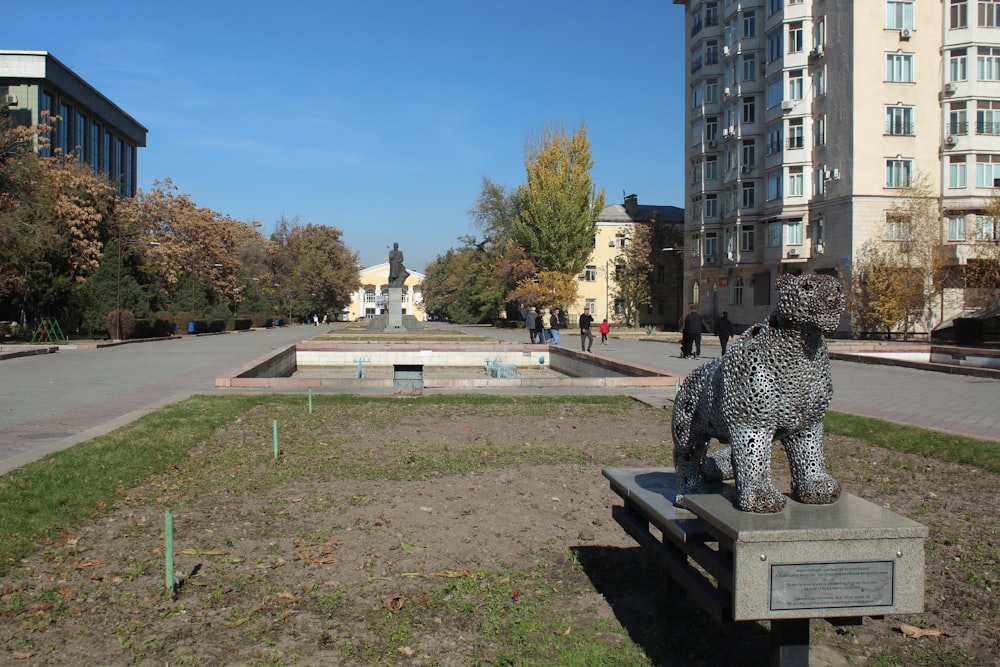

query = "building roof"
[[0, 50, 147, 145], [597, 196, 684, 225]]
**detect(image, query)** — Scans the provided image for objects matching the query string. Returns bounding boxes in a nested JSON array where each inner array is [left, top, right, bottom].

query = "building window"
[[886, 105, 914, 135], [767, 76, 784, 108], [787, 219, 804, 245], [767, 30, 783, 62], [885, 159, 913, 187], [788, 69, 804, 100], [979, 46, 1000, 80], [948, 215, 967, 240], [767, 124, 783, 155], [788, 167, 804, 196], [788, 118, 804, 148], [975, 154, 1000, 186], [814, 217, 826, 246], [691, 48, 703, 72], [977, 100, 1000, 134], [976, 215, 1000, 240], [741, 224, 755, 252], [706, 155, 719, 180], [89, 122, 101, 171], [584, 265, 597, 281], [706, 117, 719, 141], [706, 40, 720, 66], [586, 298, 597, 313], [743, 97, 756, 124], [886, 53, 915, 82], [814, 67, 826, 96], [814, 115, 826, 145], [768, 0, 782, 17], [979, 0, 1000, 27], [952, 0, 968, 28], [951, 48, 968, 81], [705, 1, 720, 26], [705, 193, 719, 217], [788, 22, 803, 53], [706, 78, 719, 103], [742, 138, 756, 167], [767, 170, 783, 200], [614, 232, 627, 249], [692, 158, 703, 184], [886, 1, 915, 30], [767, 222, 782, 247], [705, 232, 719, 260], [743, 53, 757, 81], [741, 182, 756, 208], [950, 102, 969, 134], [885, 215, 912, 241], [732, 277, 744, 305], [692, 83, 703, 109], [949, 156, 968, 188], [743, 9, 756, 37]]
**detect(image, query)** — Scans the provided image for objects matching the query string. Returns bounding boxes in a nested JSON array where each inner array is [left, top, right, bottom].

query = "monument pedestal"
[[384, 287, 405, 331], [602, 466, 928, 666]]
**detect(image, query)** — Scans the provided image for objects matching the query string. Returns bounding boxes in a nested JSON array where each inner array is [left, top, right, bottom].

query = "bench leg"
[[769, 618, 809, 667]]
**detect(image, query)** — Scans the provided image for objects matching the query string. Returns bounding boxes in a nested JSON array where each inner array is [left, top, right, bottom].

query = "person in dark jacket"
[[549, 308, 562, 345], [524, 307, 538, 344], [682, 305, 704, 359], [716, 311, 734, 355], [579, 307, 594, 352]]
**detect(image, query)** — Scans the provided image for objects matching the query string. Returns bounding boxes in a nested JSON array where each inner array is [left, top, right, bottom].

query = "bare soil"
[[0, 398, 996, 666]]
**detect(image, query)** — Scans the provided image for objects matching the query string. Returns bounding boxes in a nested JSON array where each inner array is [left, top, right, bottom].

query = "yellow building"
[[346, 263, 425, 322], [570, 194, 685, 328]]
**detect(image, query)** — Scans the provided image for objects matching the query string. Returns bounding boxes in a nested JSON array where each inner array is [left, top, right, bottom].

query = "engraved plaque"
[[770, 561, 894, 611]]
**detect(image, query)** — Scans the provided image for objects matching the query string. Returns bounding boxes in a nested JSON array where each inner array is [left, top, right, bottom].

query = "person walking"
[[524, 307, 538, 344], [540, 309, 552, 344], [716, 311, 734, 355], [579, 307, 594, 352], [549, 308, 562, 345], [599, 318, 610, 345], [682, 305, 704, 359]]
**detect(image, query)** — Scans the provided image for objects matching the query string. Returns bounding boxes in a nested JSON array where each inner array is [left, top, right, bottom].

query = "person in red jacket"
[[599, 318, 610, 345]]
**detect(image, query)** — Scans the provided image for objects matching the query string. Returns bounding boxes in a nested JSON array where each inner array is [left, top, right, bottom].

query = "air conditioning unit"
[[741, 165, 752, 174], [787, 248, 800, 258], [608, 240, 615, 247], [945, 135, 957, 146], [823, 170, 832, 181], [814, 243, 825, 254], [945, 82, 957, 94], [831, 168, 841, 180], [900, 28, 912, 40], [809, 45, 824, 59], [3, 95, 17, 106], [723, 45, 731, 56], [727, 125, 737, 136], [722, 128, 731, 138], [707, 139, 717, 148], [724, 86, 732, 97], [781, 100, 795, 112], [705, 255, 717, 263]]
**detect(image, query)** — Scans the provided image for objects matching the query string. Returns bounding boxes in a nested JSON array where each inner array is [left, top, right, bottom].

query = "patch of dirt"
[[0, 399, 996, 666]]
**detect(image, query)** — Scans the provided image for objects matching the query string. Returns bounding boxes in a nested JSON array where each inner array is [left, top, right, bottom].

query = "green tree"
[[613, 222, 654, 327], [421, 241, 495, 323], [847, 240, 920, 338], [515, 123, 605, 274], [280, 222, 360, 318]]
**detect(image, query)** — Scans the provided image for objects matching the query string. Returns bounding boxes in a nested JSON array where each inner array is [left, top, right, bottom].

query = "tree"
[[847, 240, 920, 338], [278, 222, 360, 318], [506, 270, 579, 313], [879, 172, 948, 339], [613, 223, 655, 327], [965, 197, 1000, 311], [421, 240, 495, 324], [514, 123, 605, 275]]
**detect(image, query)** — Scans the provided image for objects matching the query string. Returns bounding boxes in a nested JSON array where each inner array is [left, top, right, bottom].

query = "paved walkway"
[[1, 323, 996, 475]]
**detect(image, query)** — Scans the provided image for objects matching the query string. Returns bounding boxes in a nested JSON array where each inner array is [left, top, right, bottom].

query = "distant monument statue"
[[388, 242, 409, 288]]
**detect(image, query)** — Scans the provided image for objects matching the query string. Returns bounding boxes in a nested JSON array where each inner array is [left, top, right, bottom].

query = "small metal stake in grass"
[[308, 388, 313, 414], [273, 419, 279, 459], [164, 511, 175, 596]]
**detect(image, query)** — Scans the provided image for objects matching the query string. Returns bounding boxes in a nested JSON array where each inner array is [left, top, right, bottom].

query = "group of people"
[[681, 306, 734, 359], [523, 307, 610, 352]]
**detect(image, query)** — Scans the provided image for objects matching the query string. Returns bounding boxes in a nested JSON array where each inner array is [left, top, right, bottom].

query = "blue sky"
[[7, 0, 686, 271]]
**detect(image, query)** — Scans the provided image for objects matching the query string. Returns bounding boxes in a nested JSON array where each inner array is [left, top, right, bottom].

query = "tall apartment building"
[[674, 0, 999, 333], [0, 50, 146, 197]]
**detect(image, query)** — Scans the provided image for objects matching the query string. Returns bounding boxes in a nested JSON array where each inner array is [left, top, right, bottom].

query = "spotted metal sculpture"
[[672, 274, 846, 513]]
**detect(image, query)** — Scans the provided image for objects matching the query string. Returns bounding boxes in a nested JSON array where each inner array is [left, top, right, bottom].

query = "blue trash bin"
[[187, 321, 195, 334]]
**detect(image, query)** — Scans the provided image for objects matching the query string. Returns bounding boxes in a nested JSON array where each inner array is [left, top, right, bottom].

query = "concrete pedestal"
[[384, 287, 404, 331]]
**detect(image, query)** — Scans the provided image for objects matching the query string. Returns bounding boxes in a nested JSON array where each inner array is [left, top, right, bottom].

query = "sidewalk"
[[458, 325, 1000, 443]]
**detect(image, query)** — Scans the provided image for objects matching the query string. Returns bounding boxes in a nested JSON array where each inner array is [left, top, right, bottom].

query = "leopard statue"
[[671, 273, 846, 513]]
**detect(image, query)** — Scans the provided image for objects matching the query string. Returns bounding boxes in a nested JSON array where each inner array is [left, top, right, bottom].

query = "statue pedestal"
[[384, 287, 405, 331]]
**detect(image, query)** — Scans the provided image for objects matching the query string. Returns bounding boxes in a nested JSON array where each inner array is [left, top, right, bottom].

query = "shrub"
[[105, 310, 136, 340]]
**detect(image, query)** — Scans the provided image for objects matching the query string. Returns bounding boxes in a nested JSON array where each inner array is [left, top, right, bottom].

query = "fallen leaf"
[[553, 626, 572, 636], [398, 646, 415, 657], [12, 650, 37, 659], [897, 623, 952, 639], [400, 542, 425, 554], [74, 560, 104, 569], [383, 594, 404, 613], [176, 548, 229, 556], [276, 591, 300, 604]]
